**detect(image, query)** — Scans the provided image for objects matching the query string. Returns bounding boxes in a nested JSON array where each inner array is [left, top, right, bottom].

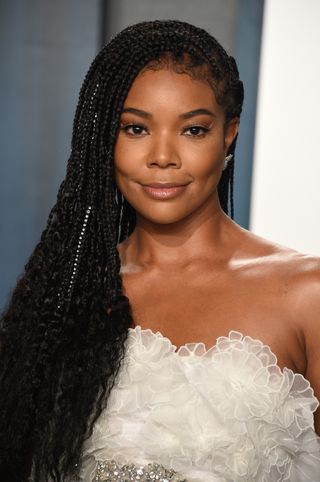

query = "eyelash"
[[119, 123, 210, 138]]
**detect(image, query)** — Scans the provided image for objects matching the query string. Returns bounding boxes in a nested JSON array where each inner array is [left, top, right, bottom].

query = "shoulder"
[[229, 221, 320, 320], [235, 223, 320, 282], [237, 225, 320, 336]]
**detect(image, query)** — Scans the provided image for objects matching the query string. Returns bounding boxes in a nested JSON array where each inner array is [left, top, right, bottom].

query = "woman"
[[0, 19, 319, 482]]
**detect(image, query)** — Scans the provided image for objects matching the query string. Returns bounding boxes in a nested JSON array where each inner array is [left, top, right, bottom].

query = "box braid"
[[0, 20, 243, 481]]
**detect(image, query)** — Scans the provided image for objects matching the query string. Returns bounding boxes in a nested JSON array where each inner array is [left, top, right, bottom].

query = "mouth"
[[142, 182, 190, 188], [140, 182, 190, 200]]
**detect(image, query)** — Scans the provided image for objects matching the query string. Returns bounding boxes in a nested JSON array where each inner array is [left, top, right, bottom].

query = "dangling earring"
[[115, 188, 124, 244], [115, 188, 122, 206], [223, 153, 233, 170]]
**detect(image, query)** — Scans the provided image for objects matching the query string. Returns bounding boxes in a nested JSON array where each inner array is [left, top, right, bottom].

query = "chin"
[[136, 208, 192, 226]]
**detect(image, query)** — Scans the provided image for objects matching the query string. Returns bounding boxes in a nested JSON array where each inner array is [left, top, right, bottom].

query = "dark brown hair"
[[0, 19, 243, 481]]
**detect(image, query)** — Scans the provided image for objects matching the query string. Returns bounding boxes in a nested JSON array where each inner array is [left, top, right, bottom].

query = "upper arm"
[[299, 257, 320, 435], [305, 335, 320, 435]]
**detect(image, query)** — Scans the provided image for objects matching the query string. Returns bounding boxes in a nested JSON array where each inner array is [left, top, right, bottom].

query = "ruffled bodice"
[[80, 327, 320, 481]]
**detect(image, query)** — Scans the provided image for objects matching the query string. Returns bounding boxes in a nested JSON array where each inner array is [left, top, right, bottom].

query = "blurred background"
[[0, 0, 319, 309]]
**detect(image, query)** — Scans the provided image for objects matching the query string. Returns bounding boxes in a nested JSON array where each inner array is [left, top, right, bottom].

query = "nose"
[[147, 132, 181, 169]]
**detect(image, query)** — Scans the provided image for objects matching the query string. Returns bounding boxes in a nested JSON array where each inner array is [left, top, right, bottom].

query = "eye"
[[120, 123, 148, 136], [183, 125, 210, 137]]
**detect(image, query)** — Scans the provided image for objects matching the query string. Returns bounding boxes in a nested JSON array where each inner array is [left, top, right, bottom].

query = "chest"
[[120, 269, 306, 373]]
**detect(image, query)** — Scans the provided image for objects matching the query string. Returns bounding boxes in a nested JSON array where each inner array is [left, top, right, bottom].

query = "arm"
[[300, 259, 320, 435]]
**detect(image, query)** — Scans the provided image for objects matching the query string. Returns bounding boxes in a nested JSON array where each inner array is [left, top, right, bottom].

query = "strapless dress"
[[79, 326, 320, 481]]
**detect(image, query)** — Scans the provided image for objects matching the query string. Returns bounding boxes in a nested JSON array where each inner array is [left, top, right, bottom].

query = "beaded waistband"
[[92, 459, 188, 482]]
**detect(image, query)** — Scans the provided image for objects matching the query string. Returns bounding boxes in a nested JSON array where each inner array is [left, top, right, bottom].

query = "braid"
[[0, 20, 244, 481]]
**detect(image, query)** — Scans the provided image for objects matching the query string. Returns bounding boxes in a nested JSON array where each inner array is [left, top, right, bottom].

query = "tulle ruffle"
[[80, 327, 320, 481]]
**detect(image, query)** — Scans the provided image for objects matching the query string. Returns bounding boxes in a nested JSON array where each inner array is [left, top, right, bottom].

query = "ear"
[[224, 118, 240, 155]]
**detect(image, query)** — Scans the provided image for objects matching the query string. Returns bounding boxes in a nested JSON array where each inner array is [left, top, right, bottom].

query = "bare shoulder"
[[243, 233, 320, 433], [235, 224, 320, 280], [242, 231, 320, 433], [237, 225, 320, 343], [239, 230, 320, 433]]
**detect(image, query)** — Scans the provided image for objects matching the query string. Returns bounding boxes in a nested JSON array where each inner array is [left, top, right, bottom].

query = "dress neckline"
[[126, 325, 320, 399], [128, 324, 277, 359]]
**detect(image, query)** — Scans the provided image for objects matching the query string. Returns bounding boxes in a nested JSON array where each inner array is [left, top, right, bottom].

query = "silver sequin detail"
[[92, 459, 188, 482]]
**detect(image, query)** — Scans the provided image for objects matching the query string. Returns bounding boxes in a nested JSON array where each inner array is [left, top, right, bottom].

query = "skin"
[[114, 67, 320, 434]]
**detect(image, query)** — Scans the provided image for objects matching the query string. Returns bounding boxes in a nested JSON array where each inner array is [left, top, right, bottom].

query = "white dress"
[[79, 326, 320, 481]]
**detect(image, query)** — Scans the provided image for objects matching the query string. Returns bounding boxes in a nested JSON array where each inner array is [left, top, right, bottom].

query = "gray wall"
[[105, 0, 239, 53], [234, 0, 265, 228], [0, 0, 100, 308], [0, 0, 264, 308]]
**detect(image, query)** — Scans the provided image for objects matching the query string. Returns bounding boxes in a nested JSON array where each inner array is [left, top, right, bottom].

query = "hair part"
[[0, 19, 243, 481]]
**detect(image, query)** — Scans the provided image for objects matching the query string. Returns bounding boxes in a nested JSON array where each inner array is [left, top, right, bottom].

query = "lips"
[[142, 182, 189, 188], [140, 182, 189, 200]]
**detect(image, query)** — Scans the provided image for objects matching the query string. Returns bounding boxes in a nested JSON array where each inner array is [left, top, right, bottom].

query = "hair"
[[0, 19, 244, 481]]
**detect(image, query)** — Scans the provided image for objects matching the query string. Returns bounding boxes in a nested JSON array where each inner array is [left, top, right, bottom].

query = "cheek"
[[181, 139, 224, 179], [114, 137, 127, 169], [114, 137, 144, 178], [114, 140, 133, 188]]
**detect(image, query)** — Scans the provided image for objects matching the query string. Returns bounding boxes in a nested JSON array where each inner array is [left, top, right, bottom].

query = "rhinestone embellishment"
[[92, 459, 188, 482]]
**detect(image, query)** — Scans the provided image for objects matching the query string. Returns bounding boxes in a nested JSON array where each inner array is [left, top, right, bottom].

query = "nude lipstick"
[[141, 182, 189, 200]]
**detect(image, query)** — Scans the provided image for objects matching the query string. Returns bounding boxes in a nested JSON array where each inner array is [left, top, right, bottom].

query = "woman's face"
[[114, 67, 239, 225]]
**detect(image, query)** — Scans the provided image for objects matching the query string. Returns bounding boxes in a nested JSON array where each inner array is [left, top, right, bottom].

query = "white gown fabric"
[[80, 326, 320, 481]]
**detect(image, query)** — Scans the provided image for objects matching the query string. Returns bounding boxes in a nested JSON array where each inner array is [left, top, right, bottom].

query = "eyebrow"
[[121, 107, 216, 119], [180, 109, 216, 119]]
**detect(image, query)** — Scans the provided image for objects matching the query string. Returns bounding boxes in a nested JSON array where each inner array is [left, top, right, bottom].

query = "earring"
[[115, 189, 124, 244], [223, 153, 233, 170], [115, 188, 122, 206]]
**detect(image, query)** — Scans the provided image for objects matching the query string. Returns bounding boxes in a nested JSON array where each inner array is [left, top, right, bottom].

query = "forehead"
[[122, 68, 222, 114]]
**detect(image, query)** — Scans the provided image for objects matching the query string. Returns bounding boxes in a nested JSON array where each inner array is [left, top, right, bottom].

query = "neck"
[[118, 196, 237, 273]]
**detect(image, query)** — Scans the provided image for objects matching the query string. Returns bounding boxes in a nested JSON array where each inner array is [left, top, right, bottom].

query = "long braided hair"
[[0, 20, 244, 481]]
